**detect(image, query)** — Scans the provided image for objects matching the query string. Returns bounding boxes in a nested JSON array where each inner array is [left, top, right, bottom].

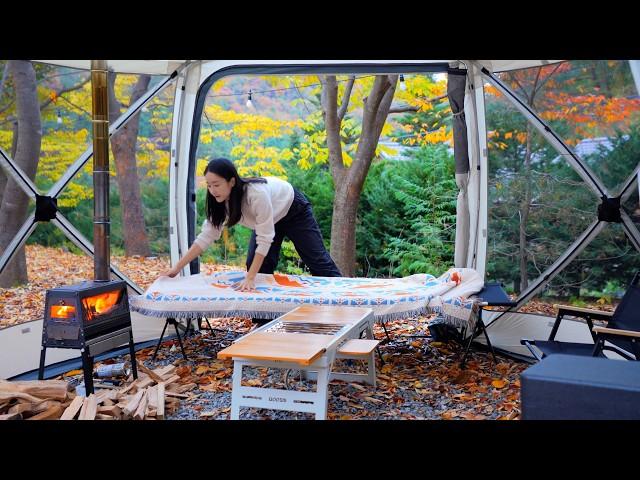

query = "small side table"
[[460, 282, 516, 368]]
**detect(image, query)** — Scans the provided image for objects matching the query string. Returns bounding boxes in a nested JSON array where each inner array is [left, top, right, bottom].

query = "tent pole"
[[620, 211, 640, 253], [467, 62, 489, 275]]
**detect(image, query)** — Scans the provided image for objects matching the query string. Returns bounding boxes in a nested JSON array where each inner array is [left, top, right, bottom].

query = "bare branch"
[[533, 63, 563, 97], [388, 93, 448, 114], [388, 105, 419, 114], [0, 76, 91, 126], [39, 77, 90, 112], [337, 75, 355, 121], [322, 75, 345, 181]]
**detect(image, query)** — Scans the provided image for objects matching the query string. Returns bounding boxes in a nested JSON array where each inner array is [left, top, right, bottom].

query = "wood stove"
[[38, 280, 138, 394], [37, 61, 138, 396]]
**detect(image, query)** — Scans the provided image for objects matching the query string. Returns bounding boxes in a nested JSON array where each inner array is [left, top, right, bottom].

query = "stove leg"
[[38, 346, 47, 380], [81, 349, 94, 395], [129, 330, 138, 380]]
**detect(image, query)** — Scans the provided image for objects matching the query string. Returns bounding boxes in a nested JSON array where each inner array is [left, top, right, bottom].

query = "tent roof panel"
[[32, 60, 564, 75]]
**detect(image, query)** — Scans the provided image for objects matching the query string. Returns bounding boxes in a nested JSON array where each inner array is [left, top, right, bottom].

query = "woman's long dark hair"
[[204, 158, 266, 229]]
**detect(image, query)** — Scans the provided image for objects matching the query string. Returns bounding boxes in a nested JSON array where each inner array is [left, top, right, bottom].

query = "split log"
[[60, 396, 85, 420], [156, 382, 165, 420], [31, 400, 63, 414], [97, 405, 122, 419], [175, 383, 197, 394], [153, 364, 176, 377], [122, 389, 145, 417], [0, 391, 46, 404], [136, 376, 155, 390], [162, 375, 181, 387], [137, 363, 165, 384], [7, 403, 33, 415], [27, 405, 64, 420], [147, 386, 158, 410], [165, 391, 189, 399], [78, 394, 98, 421], [0, 412, 23, 420], [133, 390, 148, 420], [95, 414, 115, 420], [0, 379, 68, 402]]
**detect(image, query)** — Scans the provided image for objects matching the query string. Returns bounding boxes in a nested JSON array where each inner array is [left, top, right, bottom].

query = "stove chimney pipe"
[[91, 60, 110, 282]]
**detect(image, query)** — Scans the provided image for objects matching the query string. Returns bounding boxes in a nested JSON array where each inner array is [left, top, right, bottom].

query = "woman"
[[160, 158, 342, 291]]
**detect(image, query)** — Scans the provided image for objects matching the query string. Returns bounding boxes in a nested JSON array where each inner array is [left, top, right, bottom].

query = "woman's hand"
[[158, 267, 180, 280], [234, 275, 257, 292]]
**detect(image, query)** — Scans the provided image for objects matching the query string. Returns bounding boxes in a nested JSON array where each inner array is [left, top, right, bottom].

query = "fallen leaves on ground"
[[1, 245, 604, 420]]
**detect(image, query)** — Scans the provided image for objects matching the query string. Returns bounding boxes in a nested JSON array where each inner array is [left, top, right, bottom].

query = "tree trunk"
[[0, 61, 41, 287], [108, 74, 151, 257], [325, 75, 398, 276], [518, 125, 532, 293], [0, 120, 17, 209]]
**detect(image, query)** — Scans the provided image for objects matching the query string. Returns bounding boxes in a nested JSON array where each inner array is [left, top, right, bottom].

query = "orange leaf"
[[492, 379, 508, 389]]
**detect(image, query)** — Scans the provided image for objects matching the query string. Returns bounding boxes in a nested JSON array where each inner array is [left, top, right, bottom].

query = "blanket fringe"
[[130, 304, 476, 326]]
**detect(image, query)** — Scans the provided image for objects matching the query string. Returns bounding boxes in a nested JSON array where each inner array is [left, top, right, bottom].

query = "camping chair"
[[521, 272, 640, 362]]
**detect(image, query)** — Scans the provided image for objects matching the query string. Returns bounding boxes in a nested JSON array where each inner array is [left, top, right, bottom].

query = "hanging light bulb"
[[56, 110, 63, 125], [399, 74, 407, 91], [246, 89, 254, 109]]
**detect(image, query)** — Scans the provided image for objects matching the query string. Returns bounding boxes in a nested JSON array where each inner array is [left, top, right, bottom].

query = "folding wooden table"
[[217, 305, 375, 420]]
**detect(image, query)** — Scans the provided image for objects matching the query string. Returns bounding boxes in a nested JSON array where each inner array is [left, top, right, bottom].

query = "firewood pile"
[[0, 362, 195, 420]]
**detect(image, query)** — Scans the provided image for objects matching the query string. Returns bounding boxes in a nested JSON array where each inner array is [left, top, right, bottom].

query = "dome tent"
[[2, 59, 638, 380]]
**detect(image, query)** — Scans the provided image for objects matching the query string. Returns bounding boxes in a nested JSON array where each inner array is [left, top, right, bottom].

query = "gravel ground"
[[85, 315, 528, 420]]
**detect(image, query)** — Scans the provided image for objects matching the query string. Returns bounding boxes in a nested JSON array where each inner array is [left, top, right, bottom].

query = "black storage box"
[[521, 354, 640, 420]]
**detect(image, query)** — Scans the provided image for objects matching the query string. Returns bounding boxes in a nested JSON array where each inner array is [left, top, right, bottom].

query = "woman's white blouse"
[[193, 177, 295, 257]]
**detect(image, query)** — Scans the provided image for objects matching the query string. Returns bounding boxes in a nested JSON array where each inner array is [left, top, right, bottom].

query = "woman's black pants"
[[246, 189, 342, 277]]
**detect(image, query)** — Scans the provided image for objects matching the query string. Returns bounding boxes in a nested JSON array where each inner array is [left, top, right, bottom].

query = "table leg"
[[230, 361, 243, 420], [314, 366, 329, 420]]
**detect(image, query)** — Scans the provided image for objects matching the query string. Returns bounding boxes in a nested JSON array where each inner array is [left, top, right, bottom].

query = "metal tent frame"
[[0, 65, 188, 293], [2, 59, 639, 362]]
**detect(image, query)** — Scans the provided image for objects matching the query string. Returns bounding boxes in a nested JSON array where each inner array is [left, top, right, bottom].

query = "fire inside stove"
[[50, 304, 76, 319], [82, 290, 121, 320]]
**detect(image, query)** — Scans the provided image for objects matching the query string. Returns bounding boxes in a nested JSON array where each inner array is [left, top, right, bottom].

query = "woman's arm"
[[159, 243, 204, 278]]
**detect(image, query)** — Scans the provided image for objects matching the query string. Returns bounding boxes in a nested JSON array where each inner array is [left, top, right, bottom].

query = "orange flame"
[[84, 290, 120, 318], [51, 305, 76, 319]]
